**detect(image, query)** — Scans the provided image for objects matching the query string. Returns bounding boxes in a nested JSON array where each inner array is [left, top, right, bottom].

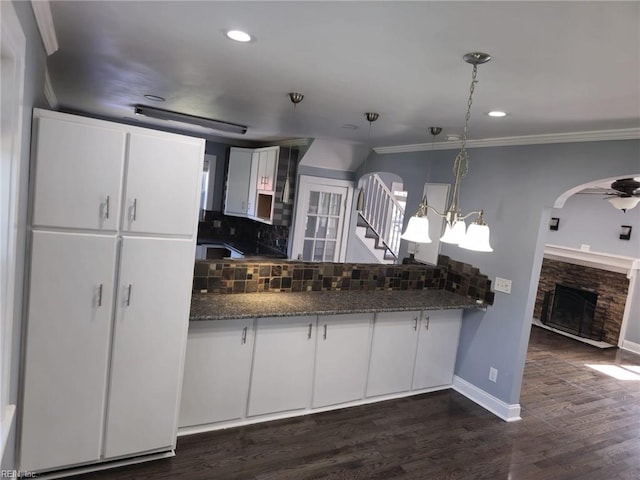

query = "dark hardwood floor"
[[74, 326, 640, 480]]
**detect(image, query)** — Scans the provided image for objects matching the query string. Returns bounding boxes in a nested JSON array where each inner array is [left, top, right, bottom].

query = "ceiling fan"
[[599, 178, 640, 212]]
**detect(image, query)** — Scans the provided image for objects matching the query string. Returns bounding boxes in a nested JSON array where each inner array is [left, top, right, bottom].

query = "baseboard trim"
[[452, 375, 521, 422], [621, 339, 640, 355]]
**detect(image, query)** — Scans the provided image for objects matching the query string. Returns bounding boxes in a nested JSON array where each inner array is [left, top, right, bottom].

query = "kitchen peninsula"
[[179, 256, 494, 435]]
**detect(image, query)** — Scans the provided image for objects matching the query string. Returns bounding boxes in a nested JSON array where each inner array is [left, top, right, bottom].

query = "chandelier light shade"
[[400, 202, 432, 243], [608, 196, 640, 212], [440, 220, 467, 245], [400, 52, 494, 253]]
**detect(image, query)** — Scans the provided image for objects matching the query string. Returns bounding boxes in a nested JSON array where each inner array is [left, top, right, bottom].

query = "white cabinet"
[[254, 147, 278, 192], [366, 311, 421, 398], [20, 231, 117, 472], [20, 109, 204, 474], [413, 309, 462, 390], [31, 116, 125, 231], [224, 146, 279, 224], [122, 133, 203, 236], [224, 147, 254, 217], [104, 237, 195, 458], [179, 319, 254, 427], [312, 313, 373, 408], [247, 316, 316, 417]]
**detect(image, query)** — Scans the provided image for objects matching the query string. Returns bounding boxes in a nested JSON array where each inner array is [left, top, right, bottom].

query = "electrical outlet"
[[580, 244, 590, 251], [494, 277, 512, 294], [213, 220, 221, 228], [489, 367, 498, 383]]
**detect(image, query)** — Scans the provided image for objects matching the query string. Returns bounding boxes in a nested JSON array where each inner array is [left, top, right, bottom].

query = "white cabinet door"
[[179, 319, 254, 427], [31, 116, 125, 231], [313, 314, 373, 408], [20, 231, 117, 472], [255, 147, 278, 192], [247, 316, 316, 417], [104, 237, 194, 459], [122, 133, 203, 236], [224, 148, 253, 217], [413, 310, 462, 390], [366, 311, 420, 398]]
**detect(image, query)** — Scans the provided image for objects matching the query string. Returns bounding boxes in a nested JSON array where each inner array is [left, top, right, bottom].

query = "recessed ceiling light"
[[226, 30, 252, 42], [144, 94, 166, 102], [488, 111, 507, 117]]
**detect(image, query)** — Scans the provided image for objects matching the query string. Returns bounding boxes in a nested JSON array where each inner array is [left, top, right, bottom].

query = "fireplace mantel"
[[544, 244, 640, 277]]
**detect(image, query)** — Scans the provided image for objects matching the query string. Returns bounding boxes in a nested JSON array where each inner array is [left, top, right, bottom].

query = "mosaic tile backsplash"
[[193, 255, 494, 305]]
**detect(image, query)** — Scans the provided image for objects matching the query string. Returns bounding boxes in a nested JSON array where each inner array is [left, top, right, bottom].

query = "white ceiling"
[[45, 1, 640, 148]]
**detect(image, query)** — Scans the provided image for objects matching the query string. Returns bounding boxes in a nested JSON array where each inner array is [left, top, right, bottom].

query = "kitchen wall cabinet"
[[312, 313, 373, 408], [224, 146, 281, 224], [20, 109, 204, 474], [122, 133, 204, 236], [224, 147, 254, 217], [31, 116, 126, 231], [412, 310, 462, 390], [247, 315, 316, 417], [366, 310, 421, 398], [103, 237, 195, 458], [20, 231, 117, 472], [179, 319, 254, 427]]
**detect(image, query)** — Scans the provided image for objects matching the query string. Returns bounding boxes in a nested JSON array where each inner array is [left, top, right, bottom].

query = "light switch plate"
[[495, 277, 512, 294]]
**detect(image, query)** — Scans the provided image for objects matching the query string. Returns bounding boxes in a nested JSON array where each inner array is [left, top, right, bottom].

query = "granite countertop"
[[190, 289, 485, 321]]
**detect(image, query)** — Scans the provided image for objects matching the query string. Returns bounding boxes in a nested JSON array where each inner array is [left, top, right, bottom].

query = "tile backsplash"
[[193, 255, 494, 305]]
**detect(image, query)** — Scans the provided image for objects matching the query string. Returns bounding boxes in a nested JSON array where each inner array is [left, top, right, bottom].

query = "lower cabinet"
[[179, 319, 254, 427], [312, 313, 373, 408], [247, 316, 316, 417], [366, 310, 421, 398], [413, 309, 463, 389], [178, 308, 463, 433]]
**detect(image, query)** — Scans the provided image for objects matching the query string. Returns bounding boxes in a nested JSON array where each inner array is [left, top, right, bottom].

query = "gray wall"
[[548, 193, 640, 257], [368, 139, 640, 406], [2, 1, 48, 470]]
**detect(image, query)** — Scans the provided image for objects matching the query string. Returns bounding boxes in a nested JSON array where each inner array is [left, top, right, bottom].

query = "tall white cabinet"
[[20, 109, 204, 474]]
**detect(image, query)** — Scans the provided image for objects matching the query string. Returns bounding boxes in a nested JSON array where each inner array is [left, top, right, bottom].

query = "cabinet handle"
[[131, 198, 138, 221], [425, 316, 430, 330], [413, 317, 418, 331], [97, 283, 103, 307], [125, 284, 132, 306], [241, 326, 248, 344], [323, 324, 327, 340], [307, 323, 313, 339], [104, 195, 110, 219]]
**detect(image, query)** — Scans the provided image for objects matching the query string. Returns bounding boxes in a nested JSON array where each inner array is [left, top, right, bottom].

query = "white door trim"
[[1, 0, 27, 459], [291, 176, 354, 262]]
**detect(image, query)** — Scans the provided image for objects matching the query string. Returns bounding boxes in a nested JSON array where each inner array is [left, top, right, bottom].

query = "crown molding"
[[373, 128, 640, 155], [43, 67, 58, 108], [30, 0, 58, 56]]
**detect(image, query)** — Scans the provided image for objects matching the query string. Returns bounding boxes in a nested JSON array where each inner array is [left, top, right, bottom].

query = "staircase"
[[355, 174, 405, 264]]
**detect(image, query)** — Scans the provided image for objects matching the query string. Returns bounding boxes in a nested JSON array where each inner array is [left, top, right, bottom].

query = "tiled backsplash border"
[[193, 255, 494, 305]]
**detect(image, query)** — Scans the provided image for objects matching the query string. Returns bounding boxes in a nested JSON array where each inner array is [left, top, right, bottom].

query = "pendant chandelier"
[[401, 52, 493, 253]]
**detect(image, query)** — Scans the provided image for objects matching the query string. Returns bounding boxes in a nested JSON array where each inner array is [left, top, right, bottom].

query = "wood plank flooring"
[[73, 326, 640, 479]]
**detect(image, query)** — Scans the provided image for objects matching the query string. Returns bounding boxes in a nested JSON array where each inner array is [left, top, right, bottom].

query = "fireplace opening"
[[541, 284, 602, 340]]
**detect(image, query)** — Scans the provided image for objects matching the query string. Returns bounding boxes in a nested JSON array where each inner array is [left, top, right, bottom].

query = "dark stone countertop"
[[190, 289, 485, 321]]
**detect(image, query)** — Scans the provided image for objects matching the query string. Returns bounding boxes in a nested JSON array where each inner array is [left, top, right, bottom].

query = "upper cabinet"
[[31, 111, 204, 237], [31, 116, 126, 231], [123, 133, 203, 236], [225, 145, 296, 226]]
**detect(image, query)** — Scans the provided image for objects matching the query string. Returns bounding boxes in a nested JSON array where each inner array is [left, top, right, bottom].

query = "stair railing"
[[359, 173, 405, 258]]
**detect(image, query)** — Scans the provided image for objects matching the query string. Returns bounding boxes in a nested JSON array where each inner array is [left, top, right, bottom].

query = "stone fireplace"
[[534, 245, 637, 347]]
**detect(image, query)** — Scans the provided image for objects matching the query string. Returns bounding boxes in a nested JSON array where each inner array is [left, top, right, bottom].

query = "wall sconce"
[[549, 217, 560, 231], [619, 225, 632, 240]]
